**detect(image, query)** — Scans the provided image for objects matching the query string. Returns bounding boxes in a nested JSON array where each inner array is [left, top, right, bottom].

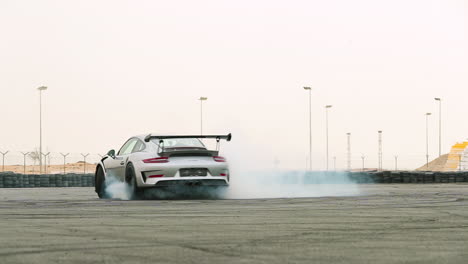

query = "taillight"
[[213, 156, 226, 162], [143, 157, 169, 163], [148, 174, 164, 178], [220, 173, 227, 176]]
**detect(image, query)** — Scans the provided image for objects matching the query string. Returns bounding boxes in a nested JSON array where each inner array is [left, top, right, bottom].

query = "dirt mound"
[[415, 154, 449, 171]]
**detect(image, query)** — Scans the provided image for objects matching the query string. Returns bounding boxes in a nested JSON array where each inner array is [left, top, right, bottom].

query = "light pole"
[[304, 87, 312, 171], [333, 156, 336, 171], [199, 97, 208, 135], [361, 155, 365, 172], [38, 86, 48, 174], [325, 105, 332, 170], [434, 98, 442, 157], [378, 130, 383, 171], [425, 112, 432, 170], [347, 133, 351, 171], [394, 155, 398, 171], [458, 154, 462, 171]]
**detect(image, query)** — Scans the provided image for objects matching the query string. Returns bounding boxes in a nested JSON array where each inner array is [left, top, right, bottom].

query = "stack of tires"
[[82, 175, 93, 187], [423, 173, 434, 183], [39, 175, 49, 187], [56, 174, 64, 187], [4, 174, 13, 188], [74, 174, 80, 187], [391, 172, 403, 183]]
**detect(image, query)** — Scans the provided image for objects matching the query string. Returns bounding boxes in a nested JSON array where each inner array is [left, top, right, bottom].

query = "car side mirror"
[[107, 149, 116, 158]]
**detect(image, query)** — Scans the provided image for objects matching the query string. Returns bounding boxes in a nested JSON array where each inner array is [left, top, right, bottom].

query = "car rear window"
[[151, 138, 206, 149]]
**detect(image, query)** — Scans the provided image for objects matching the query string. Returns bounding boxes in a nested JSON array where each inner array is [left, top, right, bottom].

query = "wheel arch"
[[95, 161, 107, 178], [125, 161, 135, 183]]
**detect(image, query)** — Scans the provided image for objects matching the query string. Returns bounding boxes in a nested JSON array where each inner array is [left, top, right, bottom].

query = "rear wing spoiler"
[[144, 133, 232, 142]]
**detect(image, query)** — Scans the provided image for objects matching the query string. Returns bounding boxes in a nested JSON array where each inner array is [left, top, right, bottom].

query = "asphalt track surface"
[[1, 184, 467, 264]]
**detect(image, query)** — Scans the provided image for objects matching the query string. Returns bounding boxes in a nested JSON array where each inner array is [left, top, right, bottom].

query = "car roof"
[[133, 134, 180, 141], [133, 134, 148, 140]]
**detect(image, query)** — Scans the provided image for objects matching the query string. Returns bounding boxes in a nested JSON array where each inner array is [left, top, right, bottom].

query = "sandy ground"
[[0, 184, 467, 264], [2, 162, 97, 174]]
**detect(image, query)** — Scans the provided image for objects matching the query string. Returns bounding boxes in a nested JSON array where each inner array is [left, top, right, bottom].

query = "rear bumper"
[[154, 179, 228, 187], [138, 177, 229, 188]]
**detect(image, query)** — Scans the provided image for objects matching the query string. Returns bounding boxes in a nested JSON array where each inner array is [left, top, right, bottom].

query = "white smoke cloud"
[[102, 170, 360, 200], [221, 133, 362, 199], [103, 175, 132, 200], [224, 170, 361, 199]]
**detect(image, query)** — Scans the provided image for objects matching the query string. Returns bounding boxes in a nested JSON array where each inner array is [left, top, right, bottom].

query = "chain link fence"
[[0, 150, 464, 175], [0, 151, 103, 174]]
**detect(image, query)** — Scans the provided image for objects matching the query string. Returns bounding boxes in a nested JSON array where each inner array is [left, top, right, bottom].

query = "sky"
[[0, 0, 467, 170]]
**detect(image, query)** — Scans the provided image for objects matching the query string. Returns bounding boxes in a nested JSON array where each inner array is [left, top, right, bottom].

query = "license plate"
[[180, 168, 208, 177]]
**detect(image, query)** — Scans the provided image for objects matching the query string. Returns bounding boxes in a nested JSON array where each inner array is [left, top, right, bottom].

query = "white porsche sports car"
[[95, 133, 232, 198]]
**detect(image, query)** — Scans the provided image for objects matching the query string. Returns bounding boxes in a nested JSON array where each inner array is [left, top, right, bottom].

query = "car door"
[[106, 138, 138, 181]]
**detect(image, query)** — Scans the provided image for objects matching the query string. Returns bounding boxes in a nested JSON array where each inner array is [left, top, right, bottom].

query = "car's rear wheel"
[[125, 163, 143, 199], [95, 166, 106, 199]]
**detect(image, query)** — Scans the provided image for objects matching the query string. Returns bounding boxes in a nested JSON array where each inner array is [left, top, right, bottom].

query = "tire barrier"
[[266, 171, 468, 185], [0, 171, 467, 188], [0, 172, 95, 188], [347, 171, 468, 184]]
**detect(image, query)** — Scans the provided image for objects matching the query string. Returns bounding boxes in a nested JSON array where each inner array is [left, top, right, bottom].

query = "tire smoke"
[[220, 134, 362, 199], [102, 171, 360, 200], [224, 170, 361, 199], [102, 174, 226, 200], [103, 175, 133, 200]]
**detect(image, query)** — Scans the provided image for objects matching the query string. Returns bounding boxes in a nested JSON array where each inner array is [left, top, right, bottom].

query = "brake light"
[[213, 156, 226, 162], [220, 173, 227, 176], [143, 157, 169, 163], [148, 174, 164, 178]]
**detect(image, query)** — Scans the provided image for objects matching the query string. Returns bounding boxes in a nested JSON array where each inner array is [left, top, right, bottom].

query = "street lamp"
[[425, 112, 432, 170], [434, 98, 442, 157], [394, 155, 398, 171], [38, 86, 48, 174], [303, 87, 312, 171], [325, 105, 332, 170], [347, 133, 351, 171], [361, 154, 365, 172], [378, 130, 383, 171], [199, 97, 208, 135]]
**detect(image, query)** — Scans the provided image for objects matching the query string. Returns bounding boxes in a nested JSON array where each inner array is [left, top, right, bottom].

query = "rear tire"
[[125, 163, 143, 199], [95, 166, 106, 199]]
